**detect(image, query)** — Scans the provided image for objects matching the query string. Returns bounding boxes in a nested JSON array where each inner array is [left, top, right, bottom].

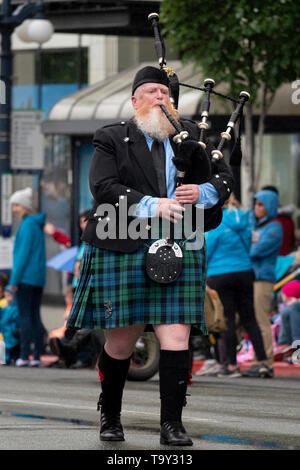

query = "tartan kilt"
[[66, 240, 208, 335]]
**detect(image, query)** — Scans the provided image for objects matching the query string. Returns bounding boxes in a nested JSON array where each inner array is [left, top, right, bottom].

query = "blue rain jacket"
[[206, 207, 253, 276], [9, 213, 46, 287], [0, 297, 20, 357], [250, 190, 283, 282]]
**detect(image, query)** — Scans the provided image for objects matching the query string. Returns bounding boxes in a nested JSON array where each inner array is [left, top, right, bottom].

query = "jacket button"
[[215, 174, 220, 178]]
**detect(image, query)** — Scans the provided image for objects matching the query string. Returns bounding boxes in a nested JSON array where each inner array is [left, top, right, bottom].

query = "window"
[[13, 48, 88, 116], [37, 49, 88, 85]]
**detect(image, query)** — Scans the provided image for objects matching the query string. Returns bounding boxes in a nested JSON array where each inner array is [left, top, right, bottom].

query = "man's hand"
[[158, 198, 185, 223], [175, 184, 200, 205], [10, 285, 18, 292]]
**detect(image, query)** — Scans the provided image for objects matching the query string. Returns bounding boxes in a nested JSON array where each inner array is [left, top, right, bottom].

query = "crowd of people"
[[196, 187, 300, 377]]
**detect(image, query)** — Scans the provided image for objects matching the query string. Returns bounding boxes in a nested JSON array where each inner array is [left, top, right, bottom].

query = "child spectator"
[[48, 285, 104, 369], [0, 286, 20, 364], [72, 211, 89, 290], [275, 280, 300, 360], [0, 273, 8, 308], [48, 285, 74, 341], [44, 222, 71, 248]]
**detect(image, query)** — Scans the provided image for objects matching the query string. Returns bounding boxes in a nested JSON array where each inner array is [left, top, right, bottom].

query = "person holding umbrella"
[[9, 187, 46, 367]]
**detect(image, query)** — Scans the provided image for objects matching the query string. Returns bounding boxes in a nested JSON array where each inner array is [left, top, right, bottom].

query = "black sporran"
[[146, 239, 183, 284]]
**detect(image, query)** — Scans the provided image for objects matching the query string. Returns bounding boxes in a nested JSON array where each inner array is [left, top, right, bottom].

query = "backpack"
[[204, 286, 227, 333]]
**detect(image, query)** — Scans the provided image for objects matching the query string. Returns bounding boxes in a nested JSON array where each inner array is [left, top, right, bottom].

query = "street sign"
[[11, 110, 45, 169], [0, 237, 13, 269], [1, 172, 12, 226]]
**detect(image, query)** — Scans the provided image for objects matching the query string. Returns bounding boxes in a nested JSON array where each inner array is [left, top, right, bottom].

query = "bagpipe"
[[148, 12, 250, 183], [145, 13, 250, 285]]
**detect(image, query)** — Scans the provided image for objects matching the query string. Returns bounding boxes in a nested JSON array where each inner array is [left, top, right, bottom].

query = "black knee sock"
[[159, 349, 190, 425], [97, 347, 131, 415]]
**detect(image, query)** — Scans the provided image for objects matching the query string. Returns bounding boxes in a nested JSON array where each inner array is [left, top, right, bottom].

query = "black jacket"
[[82, 118, 234, 252]]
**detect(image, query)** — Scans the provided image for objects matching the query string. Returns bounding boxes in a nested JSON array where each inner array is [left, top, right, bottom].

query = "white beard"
[[134, 106, 175, 142]]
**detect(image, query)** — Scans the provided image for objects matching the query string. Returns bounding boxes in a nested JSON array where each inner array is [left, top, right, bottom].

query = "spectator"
[[250, 189, 283, 371], [44, 210, 89, 288], [0, 273, 8, 308], [48, 285, 74, 341], [72, 211, 89, 290], [261, 185, 296, 255], [0, 286, 20, 364], [9, 187, 46, 367], [49, 328, 104, 369], [44, 222, 71, 248], [48, 283, 104, 369], [44, 222, 73, 285], [205, 194, 270, 378], [277, 280, 300, 352], [276, 205, 296, 255]]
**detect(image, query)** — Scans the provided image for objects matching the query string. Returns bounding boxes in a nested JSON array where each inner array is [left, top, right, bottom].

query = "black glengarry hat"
[[132, 66, 169, 95]]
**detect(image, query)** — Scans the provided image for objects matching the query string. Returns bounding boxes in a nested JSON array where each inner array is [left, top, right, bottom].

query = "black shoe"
[[217, 365, 242, 378], [49, 337, 75, 368], [242, 363, 274, 378], [69, 359, 91, 369], [100, 412, 125, 442], [160, 421, 193, 446]]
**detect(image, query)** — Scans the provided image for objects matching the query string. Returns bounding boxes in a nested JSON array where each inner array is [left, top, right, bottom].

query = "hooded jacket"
[[9, 213, 46, 287], [250, 190, 283, 282], [205, 207, 252, 276], [0, 296, 20, 352]]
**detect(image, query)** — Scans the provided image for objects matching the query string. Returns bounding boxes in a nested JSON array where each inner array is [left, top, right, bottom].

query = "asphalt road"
[[0, 365, 299, 452]]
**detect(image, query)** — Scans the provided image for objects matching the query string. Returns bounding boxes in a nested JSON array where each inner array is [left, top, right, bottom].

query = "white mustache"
[[134, 106, 175, 142]]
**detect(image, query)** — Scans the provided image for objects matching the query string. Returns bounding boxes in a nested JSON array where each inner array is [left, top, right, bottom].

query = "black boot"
[[159, 349, 193, 446], [49, 337, 75, 368], [97, 347, 131, 442]]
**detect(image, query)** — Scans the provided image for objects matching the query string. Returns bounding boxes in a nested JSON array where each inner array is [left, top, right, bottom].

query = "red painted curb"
[[41, 356, 300, 377], [192, 360, 300, 377]]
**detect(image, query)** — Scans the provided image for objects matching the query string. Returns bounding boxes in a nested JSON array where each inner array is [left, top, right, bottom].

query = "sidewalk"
[[40, 355, 300, 377], [192, 360, 300, 377], [41, 304, 300, 377]]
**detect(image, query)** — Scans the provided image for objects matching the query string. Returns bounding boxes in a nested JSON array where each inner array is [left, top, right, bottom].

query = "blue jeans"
[[16, 283, 44, 360], [278, 302, 300, 346]]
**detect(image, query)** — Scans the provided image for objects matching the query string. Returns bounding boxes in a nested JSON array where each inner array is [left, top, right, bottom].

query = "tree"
[[160, 0, 300, 204]]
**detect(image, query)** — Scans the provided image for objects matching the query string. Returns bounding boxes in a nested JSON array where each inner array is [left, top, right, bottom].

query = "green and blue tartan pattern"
[[67, 242, 208, 334]]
